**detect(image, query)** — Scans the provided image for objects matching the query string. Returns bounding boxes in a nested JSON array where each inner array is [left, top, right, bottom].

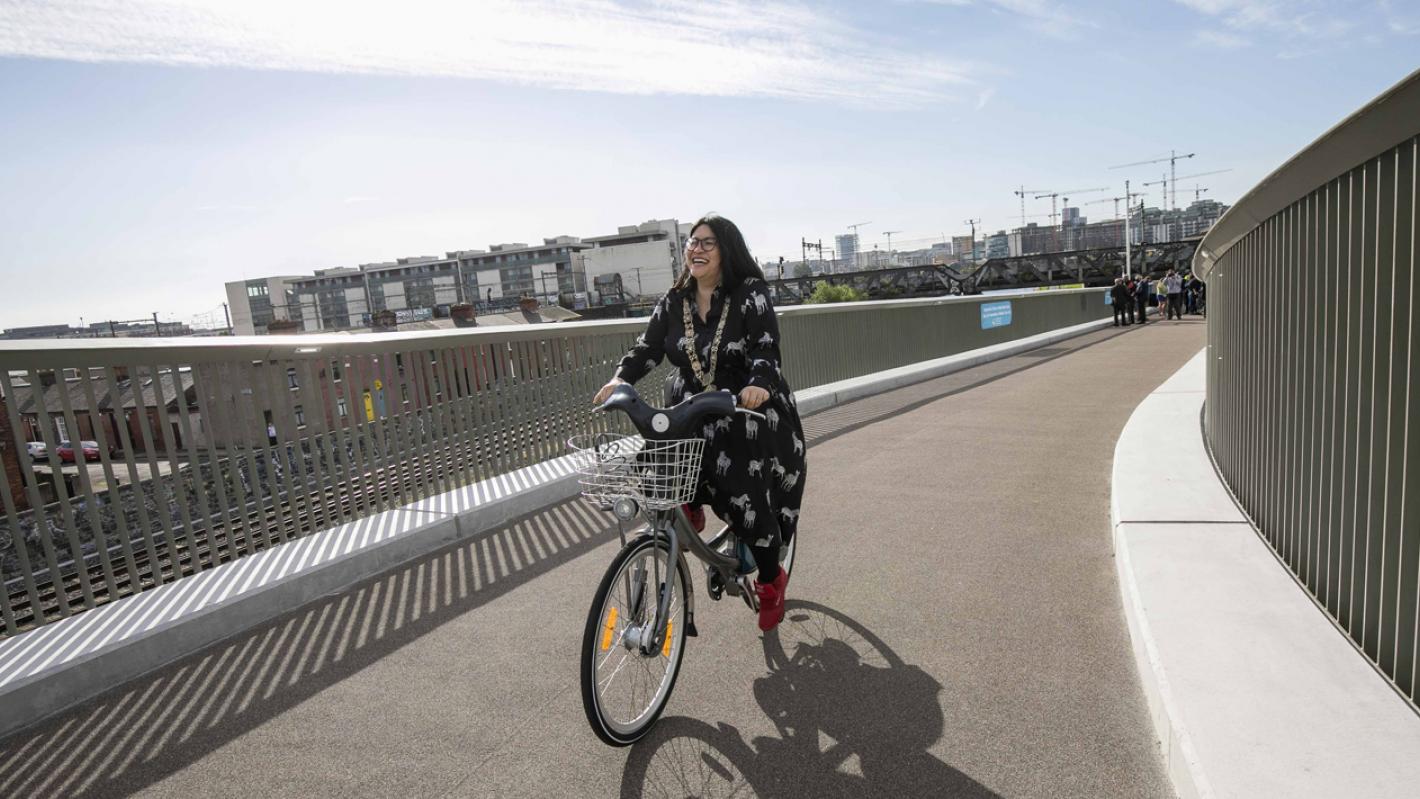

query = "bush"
[[807, 284, 867, 304]]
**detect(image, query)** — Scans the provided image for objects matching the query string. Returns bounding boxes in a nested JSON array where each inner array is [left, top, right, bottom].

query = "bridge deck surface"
[[0, 318, 1207, 799]]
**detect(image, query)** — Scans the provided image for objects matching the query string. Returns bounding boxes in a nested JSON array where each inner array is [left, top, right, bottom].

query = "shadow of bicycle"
[[620, 600, 1000, 798]]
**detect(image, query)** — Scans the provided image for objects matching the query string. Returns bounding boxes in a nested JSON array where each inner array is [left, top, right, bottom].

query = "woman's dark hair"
[[672, 213, 765, 294]]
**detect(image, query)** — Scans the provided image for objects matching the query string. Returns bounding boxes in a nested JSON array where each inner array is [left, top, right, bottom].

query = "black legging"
[[742, 513, 784, 583]]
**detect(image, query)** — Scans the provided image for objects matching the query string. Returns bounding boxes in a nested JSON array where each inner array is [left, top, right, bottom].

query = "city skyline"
[[1, 0, 1416, 329]]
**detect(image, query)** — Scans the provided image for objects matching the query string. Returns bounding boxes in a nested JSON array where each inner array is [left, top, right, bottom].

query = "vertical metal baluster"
[[186, 361, 240, 564], [22, 367, 98, 610], [312, 356, 355, 524], [228, 359, 275, 552], [54, 366, 118, 601], [244, 359, 292, 545], [127, 365, 189, 577], [388, 348, 424, 501], [376, 351, 412, 509], [4, 367, 75, 620], [0, 433, 42, 632], [297, 357, 339, 528], [78, 368, 140, 595], [368, 348, 401, 512], [205, 363, 258, 558], [147, 363, 200, 574], [433, 345, 469, 488], [282, 357, 323, 536], [451, 344, 485, 488], [104, 367, 164, 588], [338, 352, 375, 520], [347, 353, 384, 515], [257, 358, 305, 543], [413, 347, 449, 500]]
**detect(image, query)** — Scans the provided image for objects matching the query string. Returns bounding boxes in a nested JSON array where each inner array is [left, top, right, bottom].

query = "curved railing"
[[1197, 68, 1420, 707], [0, 288, 1108, 638]]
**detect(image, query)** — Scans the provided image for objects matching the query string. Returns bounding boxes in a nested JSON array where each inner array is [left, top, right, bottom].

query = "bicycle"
[[570, 384, 798, 746]]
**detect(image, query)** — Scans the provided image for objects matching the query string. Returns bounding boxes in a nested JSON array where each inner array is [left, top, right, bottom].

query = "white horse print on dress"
[[780, 470, 799, 492], [779, 507, 800, 524], [747, 459, 763, 476], [758, 332, 774, 347], [729, 493, 751, 510], [725, 340, 744, 355], [716, 451, 732, 476], [745, 417, 759, 440], [792, 433, 804, 456], [765, 408, 780, 431], [770, 457, 785, 481]]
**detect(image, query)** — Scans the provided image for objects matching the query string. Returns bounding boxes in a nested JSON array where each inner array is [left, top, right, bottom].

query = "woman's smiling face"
[[685, 224, 722, 287]]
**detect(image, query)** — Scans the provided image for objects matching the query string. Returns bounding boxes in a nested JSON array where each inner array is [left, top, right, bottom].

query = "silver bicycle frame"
[[637, 505, 750, 654]]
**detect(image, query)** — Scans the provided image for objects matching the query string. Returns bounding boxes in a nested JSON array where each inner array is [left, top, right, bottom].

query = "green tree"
[[792, 262, 814, 278], [807, 284, 867, 304]]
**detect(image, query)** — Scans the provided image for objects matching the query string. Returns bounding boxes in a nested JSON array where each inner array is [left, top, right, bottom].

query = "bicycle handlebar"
[[598, 384, 761, 439]]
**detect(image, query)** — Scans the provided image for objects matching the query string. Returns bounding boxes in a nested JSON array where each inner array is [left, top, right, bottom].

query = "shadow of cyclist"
[[620, 600, 999, 798]]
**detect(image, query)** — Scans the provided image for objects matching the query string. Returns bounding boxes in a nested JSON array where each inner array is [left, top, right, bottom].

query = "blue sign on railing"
[[980, 301, 1012, 329]]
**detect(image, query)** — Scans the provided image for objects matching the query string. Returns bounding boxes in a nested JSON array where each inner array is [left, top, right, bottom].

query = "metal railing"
[[1197, 68, 1420, 707], [0, 289, 1108, 638]]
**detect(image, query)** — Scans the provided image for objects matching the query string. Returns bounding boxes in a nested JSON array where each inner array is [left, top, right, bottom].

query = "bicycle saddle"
[[599, 384, 736, 440]]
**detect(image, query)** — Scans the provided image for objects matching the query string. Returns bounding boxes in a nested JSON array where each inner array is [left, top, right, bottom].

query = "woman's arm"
[[612, 293, 672, 385], [741, 280, 782, 392]]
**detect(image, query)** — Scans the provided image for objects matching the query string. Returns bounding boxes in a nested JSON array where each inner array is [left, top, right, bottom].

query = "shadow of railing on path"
[[619, 601, 1002, 799], [0, 498, 616, 799]]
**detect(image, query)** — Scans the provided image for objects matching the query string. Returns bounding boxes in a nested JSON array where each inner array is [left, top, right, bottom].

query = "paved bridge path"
[[0, 319, 1207, 799]]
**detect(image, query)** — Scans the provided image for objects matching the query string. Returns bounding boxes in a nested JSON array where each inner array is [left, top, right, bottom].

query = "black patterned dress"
[[614, 277, 806, 549]]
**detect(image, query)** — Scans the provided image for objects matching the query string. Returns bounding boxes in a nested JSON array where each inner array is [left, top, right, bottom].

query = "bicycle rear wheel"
[[581, 534, 690, 746]]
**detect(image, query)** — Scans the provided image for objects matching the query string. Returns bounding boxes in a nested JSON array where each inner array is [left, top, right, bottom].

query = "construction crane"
[[1142, 174, 1170, 209], [1109, 150, 1196, 210], [883, 230, 902, 265], [1082, 193, 1143, 219], [845, 221, 871, 269], [1012, 186, 1050, 227], [1182, 185, 1211, 202], [1033, 187, 1107, 226], [1144, 168, 1231, 210]]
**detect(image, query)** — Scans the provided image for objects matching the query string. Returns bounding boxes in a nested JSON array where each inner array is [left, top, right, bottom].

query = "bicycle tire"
[[581, 534, 691, 746]]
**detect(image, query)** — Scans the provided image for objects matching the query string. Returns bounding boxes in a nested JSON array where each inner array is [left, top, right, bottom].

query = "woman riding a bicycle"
[[594, 213, 806, 632]]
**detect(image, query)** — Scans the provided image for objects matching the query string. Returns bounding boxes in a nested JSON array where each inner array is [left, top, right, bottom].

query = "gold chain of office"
[[682, 293, 729, 392]]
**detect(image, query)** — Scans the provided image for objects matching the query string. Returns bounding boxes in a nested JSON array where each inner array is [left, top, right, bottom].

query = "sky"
[[0, 0, 1416, 330]]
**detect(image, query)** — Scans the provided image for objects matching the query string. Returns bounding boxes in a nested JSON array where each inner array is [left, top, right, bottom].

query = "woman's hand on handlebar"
[[739, 385, 770, 410], [593, 377, 626, 406]]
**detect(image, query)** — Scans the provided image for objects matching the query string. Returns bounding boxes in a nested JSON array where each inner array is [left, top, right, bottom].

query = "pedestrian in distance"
[[1133, 274, 1150, 324], [594, 213, 806, 632], [1123, 276, 1136, 324], [1111, 277, 1131, 327], [1164, 268, 1184, 320]]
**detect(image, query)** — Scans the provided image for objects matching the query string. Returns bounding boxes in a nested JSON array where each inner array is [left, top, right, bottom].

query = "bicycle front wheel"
[[581, 534, 690, 746]]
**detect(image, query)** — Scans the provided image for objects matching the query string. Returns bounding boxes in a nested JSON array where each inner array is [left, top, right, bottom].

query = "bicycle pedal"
[[707, 570, 725, 601]]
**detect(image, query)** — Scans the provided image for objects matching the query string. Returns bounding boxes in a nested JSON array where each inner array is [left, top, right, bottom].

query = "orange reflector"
[[662, 622, 673, 657], [600, 607, 618, 651]]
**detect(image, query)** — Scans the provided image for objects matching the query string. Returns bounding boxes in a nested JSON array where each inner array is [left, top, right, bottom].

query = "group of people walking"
[[1111, 269, 1206, 326]]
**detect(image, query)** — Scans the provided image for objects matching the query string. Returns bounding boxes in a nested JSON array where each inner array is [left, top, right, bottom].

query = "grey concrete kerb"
[[0, 315, 1112, 741], [1110, 350, 1420, 799]]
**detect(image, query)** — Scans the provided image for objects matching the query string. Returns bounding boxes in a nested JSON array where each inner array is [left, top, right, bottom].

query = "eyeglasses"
[[685, 237, 718, 252]]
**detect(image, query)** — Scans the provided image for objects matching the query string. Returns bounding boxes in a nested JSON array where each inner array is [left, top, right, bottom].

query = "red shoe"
[[755, 568, 788, 632], [681, 504, 706, 533]]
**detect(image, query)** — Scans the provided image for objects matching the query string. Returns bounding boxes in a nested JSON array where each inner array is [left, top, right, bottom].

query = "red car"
[[56, 440, 102, 463]]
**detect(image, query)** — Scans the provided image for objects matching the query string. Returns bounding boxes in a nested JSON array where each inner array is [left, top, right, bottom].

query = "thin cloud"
[[1192, 29, 1251, 48], [1173, 0, 1357, 38], [974, 87, 996, 110], [0, 0, 977, 107], [904, 0, 1096, 38]]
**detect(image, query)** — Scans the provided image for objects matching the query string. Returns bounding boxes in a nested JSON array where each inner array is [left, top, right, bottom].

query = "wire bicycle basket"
[[567, 434, 705, 510]]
